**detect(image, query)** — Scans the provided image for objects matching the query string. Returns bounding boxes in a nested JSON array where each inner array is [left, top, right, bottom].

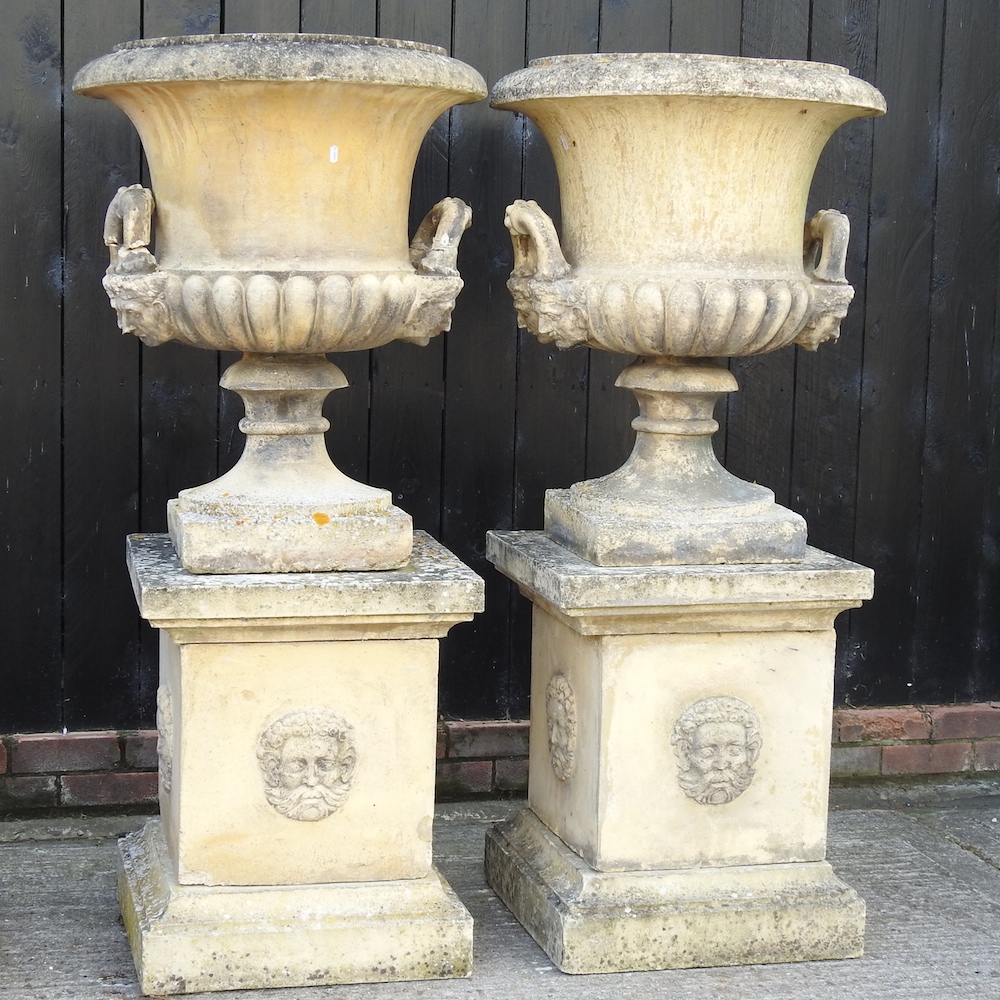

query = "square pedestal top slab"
[[127, 531, 483, 634], [487, 530, 873, 634]]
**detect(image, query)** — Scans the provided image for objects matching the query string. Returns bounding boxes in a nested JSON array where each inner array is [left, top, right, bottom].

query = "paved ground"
[[1, 788, 999, 999]]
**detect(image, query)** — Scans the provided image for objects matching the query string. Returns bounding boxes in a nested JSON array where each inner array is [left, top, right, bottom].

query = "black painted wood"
[[724, 0, 809, 506], [0, 2, 64, 731], [585, 0, 674, 484], [62, 0, 144, 728], [850, 0, 943, 705], [912, 0, 1000, 703], [5, 1, 1000, 730], [299, 0, 377, 488], [370, 0, 452, 540], [440, 0, 526, 718]]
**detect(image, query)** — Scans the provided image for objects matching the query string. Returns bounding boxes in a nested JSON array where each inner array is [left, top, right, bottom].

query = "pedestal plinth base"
[[167, 494, 412, 574], [545, 485, 806, 566], [120, 820, 473, 995], [485, 809, 864, 974]]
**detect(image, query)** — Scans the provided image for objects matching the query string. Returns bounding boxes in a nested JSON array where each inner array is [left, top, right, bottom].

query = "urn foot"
[[168, 353, 413, 573], [545, 358, 806, 566]]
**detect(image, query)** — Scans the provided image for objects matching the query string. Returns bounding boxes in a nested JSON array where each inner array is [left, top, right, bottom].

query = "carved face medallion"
[[545, 673, 578, 781], [256, 709, 358, 822], [671, 696, 762, 805]]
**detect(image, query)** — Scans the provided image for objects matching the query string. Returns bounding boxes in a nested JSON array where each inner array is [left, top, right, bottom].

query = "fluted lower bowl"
[[507, 271, 852, 357], [103, 268, 463, 351]]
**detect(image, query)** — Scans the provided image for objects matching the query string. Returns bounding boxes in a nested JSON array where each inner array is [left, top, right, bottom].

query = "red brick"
[[10, 732, 120, 774], [495, 758, 529, 792], [929, 704, 1000, 741], [60, 771, 158, 808], [435, 760, 493, 798], [444, 720, 529, 758], [973, 740, 1000, 772], [0, 740, 7, 774], [830, 745, 882, 778], [0, 775, 58, 810], [123, 731, 159, 770], [834, 707, 930, 743], [882, 742, 972, 775]]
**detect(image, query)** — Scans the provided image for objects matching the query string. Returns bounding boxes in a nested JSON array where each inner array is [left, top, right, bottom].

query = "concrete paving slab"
[[1, 796, 998, 999]]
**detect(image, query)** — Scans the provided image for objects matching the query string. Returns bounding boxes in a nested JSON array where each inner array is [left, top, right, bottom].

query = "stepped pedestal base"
[[120, 820, 473, 995], [486, 529, 872, 973], [485, 809, 864, 974], [124, 531, 484, 993]]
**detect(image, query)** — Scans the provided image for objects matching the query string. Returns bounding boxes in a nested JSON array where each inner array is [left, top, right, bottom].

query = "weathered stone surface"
[[129, 531, 482, 888], [487, 529, 871, 969], [486, 530, 873, 634], [74, 34, 486, 574], [490, 53, 884, 567], [490, 54, 883, 358], [119, 819, 473, 995], [485, 808, 865, 973], [128, 531, 484, 640]]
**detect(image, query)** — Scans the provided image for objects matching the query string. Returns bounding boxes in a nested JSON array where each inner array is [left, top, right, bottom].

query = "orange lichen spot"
[[312, 512, 331, 525]]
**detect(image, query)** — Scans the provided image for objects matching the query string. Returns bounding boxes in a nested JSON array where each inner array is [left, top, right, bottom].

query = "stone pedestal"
[[485, 530, 872, 973], [124, 532, 483, 995]]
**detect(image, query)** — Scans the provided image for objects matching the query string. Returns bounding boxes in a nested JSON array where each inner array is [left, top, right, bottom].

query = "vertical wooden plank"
[[301, 0, 376, 35], [724, 0, 809, 506], [600, 0, 670, 51], [441, 0, 526, 718], [370, 1, 451, 538], [0, 2, 63, 731], [223, 0, 299, 32], [139, 0, 222, 705], [912, 0, 1000, 702], [63, 0, 145, 729], [517, 2, 600, 527], [799, 0, 877, 706], [671, 0, 741, 54], [796, 0, 876, 558], [215, 2, 301, 478], [586, 0, 672, 483], [505, 0, 601, 716], [849, 0, 942, 706], [140, 0, 222, 539], [300, 1, 377, 486]]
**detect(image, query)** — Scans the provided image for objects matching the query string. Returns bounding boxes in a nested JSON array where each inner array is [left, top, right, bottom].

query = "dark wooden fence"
[[2, 0, 998, 732]]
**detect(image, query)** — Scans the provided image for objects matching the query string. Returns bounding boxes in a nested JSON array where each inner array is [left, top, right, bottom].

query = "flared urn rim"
[[74, 32, 486, 99], [491, 51, 884, 115]]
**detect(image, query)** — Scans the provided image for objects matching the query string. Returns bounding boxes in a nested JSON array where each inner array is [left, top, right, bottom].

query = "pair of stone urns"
[[74, 33, 883, 995]]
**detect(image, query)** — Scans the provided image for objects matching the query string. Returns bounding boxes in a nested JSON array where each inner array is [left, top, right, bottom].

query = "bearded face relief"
[[256, 709, 358, 822], [545, 673, 578, 781], [671, 696, 762, 806]]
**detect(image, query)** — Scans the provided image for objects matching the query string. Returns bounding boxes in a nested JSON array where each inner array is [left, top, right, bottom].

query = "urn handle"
[[795, 208, 856, 351], [103, 183, 157, 275], [409, 197, 473, 277], [504, 199, 572, 280]]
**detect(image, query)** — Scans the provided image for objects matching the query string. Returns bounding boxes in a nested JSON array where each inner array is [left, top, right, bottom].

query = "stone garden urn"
[[74, 34, 486, 573], [491, 53, 885, 565]]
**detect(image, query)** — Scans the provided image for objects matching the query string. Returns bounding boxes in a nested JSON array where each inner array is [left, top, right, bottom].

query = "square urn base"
[[120, 819, 473, 995], [485, 808, 864, 974], [485, 530, 873, 972], [124, 532, 484, 993]]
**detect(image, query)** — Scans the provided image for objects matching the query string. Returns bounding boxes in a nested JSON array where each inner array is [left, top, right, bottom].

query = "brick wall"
[[0, 731, 158, 810], [2, 704, 998, 812], [831, 703, 1000, 778]]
